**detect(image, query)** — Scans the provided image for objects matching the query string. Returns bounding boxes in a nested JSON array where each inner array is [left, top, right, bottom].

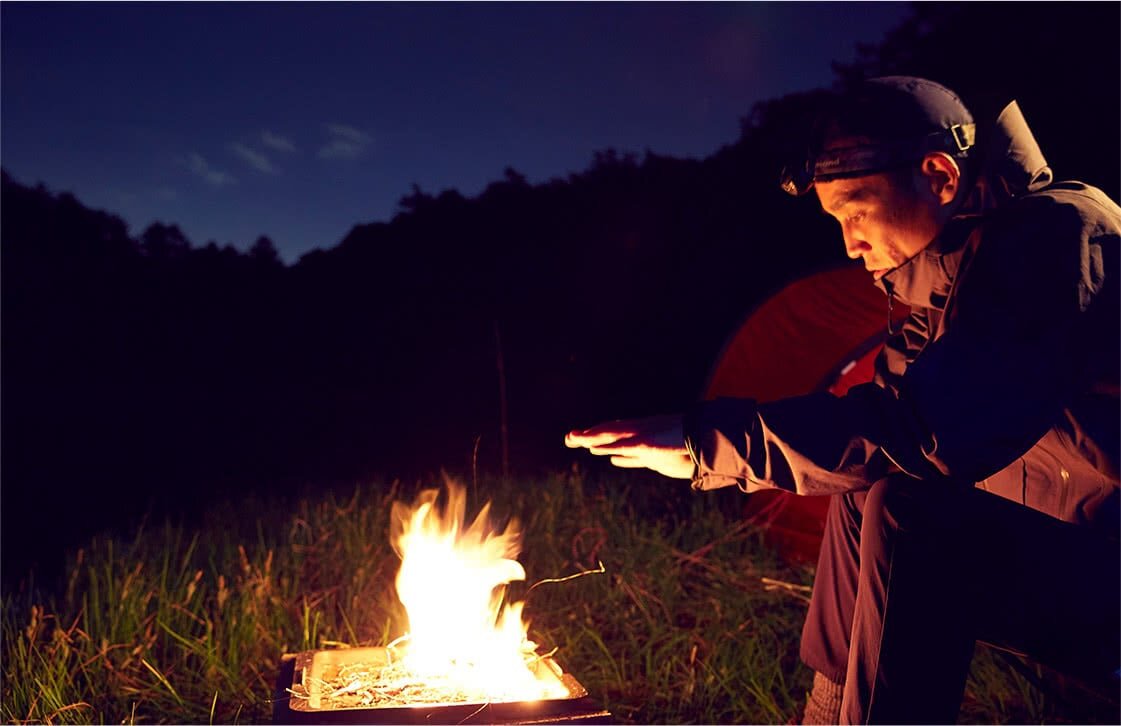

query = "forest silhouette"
[[3, 4, 1118, 581]]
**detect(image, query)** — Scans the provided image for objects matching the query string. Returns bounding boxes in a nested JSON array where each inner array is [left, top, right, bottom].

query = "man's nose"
[[843, 232, 870, 259]]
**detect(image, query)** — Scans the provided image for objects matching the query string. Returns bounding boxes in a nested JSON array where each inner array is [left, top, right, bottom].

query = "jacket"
[[683, 102, 1120, 534]]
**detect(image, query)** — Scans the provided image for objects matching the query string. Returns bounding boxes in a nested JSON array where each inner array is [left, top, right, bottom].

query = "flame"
[[390, 481, 567, 702]]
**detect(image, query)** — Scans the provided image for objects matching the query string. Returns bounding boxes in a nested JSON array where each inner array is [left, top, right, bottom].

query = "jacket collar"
[[874, 216, 975, 309], [874, 101, 1051, 308]]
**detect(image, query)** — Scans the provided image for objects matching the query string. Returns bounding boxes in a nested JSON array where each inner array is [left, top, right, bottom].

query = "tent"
[[703, 264, 910, 562]]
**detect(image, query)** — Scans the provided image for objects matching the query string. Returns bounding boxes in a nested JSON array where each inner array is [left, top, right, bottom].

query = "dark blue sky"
[[2, 2, 911, 262]]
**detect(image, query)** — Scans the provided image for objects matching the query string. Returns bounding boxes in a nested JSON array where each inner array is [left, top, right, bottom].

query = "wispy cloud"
[[230, 142, 277, 174], [318, 123, 372, 160], [186, 153, 236, 187], [261, 130, 297, 153]]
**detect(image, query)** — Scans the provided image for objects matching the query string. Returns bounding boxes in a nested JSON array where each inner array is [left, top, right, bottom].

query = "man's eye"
[[847, 211, 865, 224]]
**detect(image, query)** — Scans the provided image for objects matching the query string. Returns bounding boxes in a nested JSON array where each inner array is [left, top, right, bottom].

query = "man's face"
[[815, 169, 945, 281]]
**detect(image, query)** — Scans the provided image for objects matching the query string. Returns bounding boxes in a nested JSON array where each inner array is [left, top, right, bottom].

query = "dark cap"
[[827, 76, 974, 144], [780, 76, 976, 196]]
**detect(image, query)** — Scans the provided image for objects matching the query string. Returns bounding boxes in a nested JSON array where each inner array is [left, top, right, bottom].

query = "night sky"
[[2, 2, 910, 262]]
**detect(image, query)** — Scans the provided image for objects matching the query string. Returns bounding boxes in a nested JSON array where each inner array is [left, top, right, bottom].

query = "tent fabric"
[[703, 264, 911, 562]]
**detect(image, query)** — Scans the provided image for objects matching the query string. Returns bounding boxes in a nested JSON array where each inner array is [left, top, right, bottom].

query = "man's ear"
[[919, 152, 961, 206]]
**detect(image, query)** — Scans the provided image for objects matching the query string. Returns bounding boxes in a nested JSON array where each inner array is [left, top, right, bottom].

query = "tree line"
[[3, 3, 1117, 580]]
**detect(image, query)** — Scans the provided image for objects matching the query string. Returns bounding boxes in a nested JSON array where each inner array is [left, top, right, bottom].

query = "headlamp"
[[779, 123, 976, 197]]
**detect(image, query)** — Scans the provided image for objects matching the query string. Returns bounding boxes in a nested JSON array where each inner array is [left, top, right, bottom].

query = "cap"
[[780, 76, 976, 196]]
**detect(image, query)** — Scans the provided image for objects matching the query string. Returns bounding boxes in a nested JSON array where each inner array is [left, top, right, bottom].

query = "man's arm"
[[687, 192, 1114, 494]]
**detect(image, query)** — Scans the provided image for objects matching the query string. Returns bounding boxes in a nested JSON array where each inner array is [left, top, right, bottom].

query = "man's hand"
[[565, 414, 694, 479]]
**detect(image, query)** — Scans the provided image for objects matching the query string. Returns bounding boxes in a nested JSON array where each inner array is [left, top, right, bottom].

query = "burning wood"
[[276, 482, 612, 723], [287, 644, 571, 711], [287, 481, 579, 714], [320, 658, 529, 708]]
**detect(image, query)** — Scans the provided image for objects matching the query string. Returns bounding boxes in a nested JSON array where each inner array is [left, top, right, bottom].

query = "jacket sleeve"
[[684, 192, 1115, 494], [682, 391, 901, 494]]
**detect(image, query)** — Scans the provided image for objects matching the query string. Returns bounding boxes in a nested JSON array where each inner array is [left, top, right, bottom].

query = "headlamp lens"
[[779, 159, 814, 197]]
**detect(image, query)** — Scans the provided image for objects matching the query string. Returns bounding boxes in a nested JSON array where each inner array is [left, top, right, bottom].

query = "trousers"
[[799, 474, 1120, 724]]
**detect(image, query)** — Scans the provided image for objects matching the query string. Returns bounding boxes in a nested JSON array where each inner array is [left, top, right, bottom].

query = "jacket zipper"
[[884, 278, 898, 335]]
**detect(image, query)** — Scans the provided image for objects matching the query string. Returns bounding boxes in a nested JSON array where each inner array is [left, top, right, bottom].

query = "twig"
[[760, 576, 811, 592], [761, 576, 813, 604], [526, 646, 558, 664], [472, 435, 482, 489], [526, 560, 606, 597], [493, 320, 509, 478], [319, 639, 353, 649], [458, 700, 491, 724], [385, 633, 411, 652]]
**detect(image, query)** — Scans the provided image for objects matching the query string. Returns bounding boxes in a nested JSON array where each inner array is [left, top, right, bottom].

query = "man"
[[566, 77, 1119, 724]]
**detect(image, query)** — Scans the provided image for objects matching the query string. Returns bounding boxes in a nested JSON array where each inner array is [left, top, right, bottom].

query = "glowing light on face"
[[817, 170, 945, 280]]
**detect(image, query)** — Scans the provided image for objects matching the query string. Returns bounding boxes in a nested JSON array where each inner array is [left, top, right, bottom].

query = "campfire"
[[279, 481, 607, 723]]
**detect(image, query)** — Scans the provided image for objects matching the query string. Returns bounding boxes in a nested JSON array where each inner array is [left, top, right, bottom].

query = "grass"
[[2, 472, 1115, 724]]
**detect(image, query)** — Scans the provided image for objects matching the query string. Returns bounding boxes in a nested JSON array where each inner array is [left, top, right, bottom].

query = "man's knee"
[[859, 476, 913, 547], [860, 474, 970, 544]]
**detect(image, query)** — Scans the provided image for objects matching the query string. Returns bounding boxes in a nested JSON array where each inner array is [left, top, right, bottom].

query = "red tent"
[[703, 264, 910, 562]]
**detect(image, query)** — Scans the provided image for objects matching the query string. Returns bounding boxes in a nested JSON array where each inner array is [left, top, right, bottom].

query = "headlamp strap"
[[781, 123, 977, 196], [948, 123, 976, 153]]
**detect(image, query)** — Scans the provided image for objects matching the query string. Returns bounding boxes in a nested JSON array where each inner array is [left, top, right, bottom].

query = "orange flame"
[[390, 481, 566, 701]]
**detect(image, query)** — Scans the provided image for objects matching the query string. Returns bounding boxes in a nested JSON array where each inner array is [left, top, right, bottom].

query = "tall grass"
[[2, 473, 1112, 724]]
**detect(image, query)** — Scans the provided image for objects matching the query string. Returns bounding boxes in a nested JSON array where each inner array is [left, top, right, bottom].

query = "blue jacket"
[[684, 102, 1119, 535]]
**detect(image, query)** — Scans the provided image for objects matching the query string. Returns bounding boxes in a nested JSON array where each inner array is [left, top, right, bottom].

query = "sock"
[[802, 671, 843, 725]]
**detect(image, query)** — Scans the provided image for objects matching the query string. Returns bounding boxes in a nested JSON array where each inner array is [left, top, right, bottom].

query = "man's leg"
[[962, 488, 1120, 685], [800, 491, 866, 723], [841, 476, 977, 724], [830, 475, 1119, 724], [800, 477, 977, 724]]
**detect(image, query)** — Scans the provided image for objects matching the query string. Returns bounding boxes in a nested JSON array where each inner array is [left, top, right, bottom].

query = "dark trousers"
[[799, 475, 1120, 724]]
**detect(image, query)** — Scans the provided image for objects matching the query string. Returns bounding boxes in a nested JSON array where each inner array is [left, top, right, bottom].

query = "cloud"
[[261, 130, 297, 153], [324, 123, 370, 144], [186, 153, 236, 187], [230, 142, 278, 174], [318, 123, 372, 160]]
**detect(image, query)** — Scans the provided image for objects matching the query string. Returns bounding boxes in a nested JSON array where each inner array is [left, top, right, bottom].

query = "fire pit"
[[273, 645, 611, 724], [272, 482, 611, 724]]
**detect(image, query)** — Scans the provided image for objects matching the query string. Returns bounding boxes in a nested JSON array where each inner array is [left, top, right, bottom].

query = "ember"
[[314, 658, 515, 709], [287, 645, 579, 713]]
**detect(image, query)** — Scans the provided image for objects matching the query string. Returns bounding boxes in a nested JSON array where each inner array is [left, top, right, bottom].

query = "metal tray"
[[275, 646, 611, 724]]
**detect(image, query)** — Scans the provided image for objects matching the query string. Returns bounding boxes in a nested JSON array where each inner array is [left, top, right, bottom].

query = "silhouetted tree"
[[249, 235, 281, 266], [397, 183, 436, 214], [140, 222, 191, 260]]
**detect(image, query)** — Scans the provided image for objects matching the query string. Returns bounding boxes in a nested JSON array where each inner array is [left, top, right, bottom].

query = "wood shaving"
[[289, 656, 558, 710]]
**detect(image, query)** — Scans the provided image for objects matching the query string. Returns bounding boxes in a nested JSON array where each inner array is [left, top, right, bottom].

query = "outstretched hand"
[[565, 414, 694, 479]]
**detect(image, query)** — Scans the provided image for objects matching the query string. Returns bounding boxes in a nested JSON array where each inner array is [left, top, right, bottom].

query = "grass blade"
[[141, 657, 184, 708]]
